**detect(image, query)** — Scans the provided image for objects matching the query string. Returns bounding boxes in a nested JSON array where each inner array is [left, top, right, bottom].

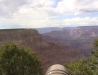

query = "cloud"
[[53, 0, 98, 15], [0, 0, 27, 17], [75, 0, 98, 13], [0, 0, 98, 17], [0, 17, 98, 28], [63, 17, 98, 26], [0, 0, 98, 28]]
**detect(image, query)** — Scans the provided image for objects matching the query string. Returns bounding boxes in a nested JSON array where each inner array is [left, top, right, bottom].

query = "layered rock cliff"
[[0, 29, 84, 70], [0, 29, 49, 49], [43, 26, 98, 57]]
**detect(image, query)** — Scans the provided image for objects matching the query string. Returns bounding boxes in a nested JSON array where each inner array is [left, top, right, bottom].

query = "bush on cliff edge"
[[0, 44, 42, 75]]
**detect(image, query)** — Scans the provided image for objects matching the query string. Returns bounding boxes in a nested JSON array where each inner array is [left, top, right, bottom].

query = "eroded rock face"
[[0, 29, 84, 71], [70, 26, 98, 38], [43, 29, 71, 40], [0, 29, 49, 49], [42, 26, 98, 58]]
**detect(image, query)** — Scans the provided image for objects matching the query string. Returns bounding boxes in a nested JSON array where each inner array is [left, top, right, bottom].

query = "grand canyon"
[[0, 26, 98, 71]]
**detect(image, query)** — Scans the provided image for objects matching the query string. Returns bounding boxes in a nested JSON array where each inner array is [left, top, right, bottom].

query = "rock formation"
[[0, 29, 84, 71]]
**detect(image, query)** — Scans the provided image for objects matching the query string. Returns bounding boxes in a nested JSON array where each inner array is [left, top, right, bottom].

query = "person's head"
[[45, 64, 68, 75]]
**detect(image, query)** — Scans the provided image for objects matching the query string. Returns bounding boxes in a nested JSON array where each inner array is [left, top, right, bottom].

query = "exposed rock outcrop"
[[43, 26, 98, 57], [0, 29, 84, 71]]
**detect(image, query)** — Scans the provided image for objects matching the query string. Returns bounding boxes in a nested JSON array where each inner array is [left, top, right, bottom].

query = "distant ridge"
[[43, 26, 98, 57], [36, 27, 75, 34], [0, 28, 34, 31]]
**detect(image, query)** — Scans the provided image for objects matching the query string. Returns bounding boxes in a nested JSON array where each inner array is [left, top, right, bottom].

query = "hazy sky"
[[0, 0, 98, 28]]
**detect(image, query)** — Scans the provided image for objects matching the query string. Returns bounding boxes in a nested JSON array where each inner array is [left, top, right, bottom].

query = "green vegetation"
[[1, 39, 98, 75], [0, 44, 42, 75], [65, 39, 98, 75]]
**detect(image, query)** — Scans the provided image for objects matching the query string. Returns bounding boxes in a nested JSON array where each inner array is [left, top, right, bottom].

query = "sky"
[[0, 0, 98, 29]]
